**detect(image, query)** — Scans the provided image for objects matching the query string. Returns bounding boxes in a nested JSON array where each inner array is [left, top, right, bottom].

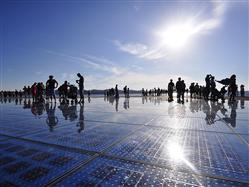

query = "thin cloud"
[[114, 1, 226, 60], [45, 50, 125, 75]]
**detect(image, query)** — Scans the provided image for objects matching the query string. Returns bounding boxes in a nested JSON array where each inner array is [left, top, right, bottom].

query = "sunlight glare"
[[157, 21, 196, 50], [167, 142, 184, 161]]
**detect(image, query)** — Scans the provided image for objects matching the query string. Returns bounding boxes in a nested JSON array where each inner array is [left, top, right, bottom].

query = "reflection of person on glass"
[[202, 101, 214, 125], [23, 99, 31, 109], [31, 102, 45, 117], [123, 98, 129, 110], [115, 97, 119, 112], [68, 104, 78, 122], [77, 104, 85, 133], [58, 102, 69, 120], [222, 102, 237, 128], [46, 103, 58, 131], [240, 99, 245, 109]]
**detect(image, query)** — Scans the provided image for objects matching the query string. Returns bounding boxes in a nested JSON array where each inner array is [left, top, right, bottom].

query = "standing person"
[[123, 86, 127, 98], [31, 82, 37, 102], [76, 73, 84, 103], [210, 76, 216, 101], [36, 82, 45, 103], [23, 86, 27, 98], [205, 74, 211, 99], [115, 84, 119, 98], [61, 81, 69, 101], [176, 77, 182, 101], [168, 79, 174, 102], [240, 85, 245, 97], [46, 75, 58, 102], [181, 80, 186, 102], [229, 74, 237, 102], [189, 83, 195, 98]]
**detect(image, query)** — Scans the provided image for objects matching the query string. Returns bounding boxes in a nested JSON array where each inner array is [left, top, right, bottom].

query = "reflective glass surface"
[[0, 97, 248, 186]]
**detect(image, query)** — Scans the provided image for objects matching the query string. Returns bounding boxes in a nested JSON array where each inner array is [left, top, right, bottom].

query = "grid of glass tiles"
[[0, 97, 248, 186]]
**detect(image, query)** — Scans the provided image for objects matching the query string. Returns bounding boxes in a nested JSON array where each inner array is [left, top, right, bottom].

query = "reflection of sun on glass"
[[167, 142, 185, 162], [166, 141, 200, 176]]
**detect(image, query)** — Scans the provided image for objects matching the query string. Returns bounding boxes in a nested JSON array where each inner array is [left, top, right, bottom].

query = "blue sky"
[[1, 0, 248, 90]]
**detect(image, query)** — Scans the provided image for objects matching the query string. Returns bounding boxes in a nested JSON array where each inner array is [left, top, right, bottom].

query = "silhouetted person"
[[27, 86, 31, 97], [168, 79, 174, 102], [31, 82, 37, 102], [229, 74, 237, 102], [123, 86, 127, 97], [210, 76, 216, 101], [194, 83, 199, 98], [176, 77, 182, 100], [23, 86, 27, 98], [61, 81, 69, 101], [205, 74, 211, 99], [189, 83, 195, 98], [14, 90, 18, 98], [76, 73, 84, 103], [181, 80, 186, 102], [220, 86, 227, 103], [240, 84, 245, 97], [46, 75, 58, 102], [142, 88, 145, 96], [36, 82, 45, 103], [115, 84, 119, 98]]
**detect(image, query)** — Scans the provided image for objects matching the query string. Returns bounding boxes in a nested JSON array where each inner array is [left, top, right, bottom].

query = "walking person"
[[76, 73, 84, 103]]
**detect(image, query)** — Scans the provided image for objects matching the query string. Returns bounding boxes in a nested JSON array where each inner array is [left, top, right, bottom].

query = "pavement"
[[0, 97, 248, 186]]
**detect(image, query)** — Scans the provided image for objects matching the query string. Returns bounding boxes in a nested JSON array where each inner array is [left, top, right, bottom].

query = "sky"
[[1, 0, 248, 90]]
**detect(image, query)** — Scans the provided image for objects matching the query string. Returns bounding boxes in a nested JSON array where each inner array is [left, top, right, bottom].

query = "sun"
[[157, 21, 196, 50]]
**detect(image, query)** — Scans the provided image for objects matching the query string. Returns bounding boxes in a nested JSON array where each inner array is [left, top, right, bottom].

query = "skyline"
[[1, 0, 248, 91]]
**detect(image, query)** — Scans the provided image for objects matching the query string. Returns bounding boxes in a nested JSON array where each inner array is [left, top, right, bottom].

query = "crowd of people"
[[0, 73, 85, 104], [0, 74, 246, 104]]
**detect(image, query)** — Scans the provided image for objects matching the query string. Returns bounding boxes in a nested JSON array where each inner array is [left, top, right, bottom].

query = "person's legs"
[[53, 93, 56, 102], [79, 87, 84, 103]]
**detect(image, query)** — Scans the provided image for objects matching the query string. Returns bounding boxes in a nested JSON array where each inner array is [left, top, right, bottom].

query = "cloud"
[[45, 50, 125, 75], [114, 1, 226, 60], [114, 40, 168, 60], [113, 40, 148, 56]]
